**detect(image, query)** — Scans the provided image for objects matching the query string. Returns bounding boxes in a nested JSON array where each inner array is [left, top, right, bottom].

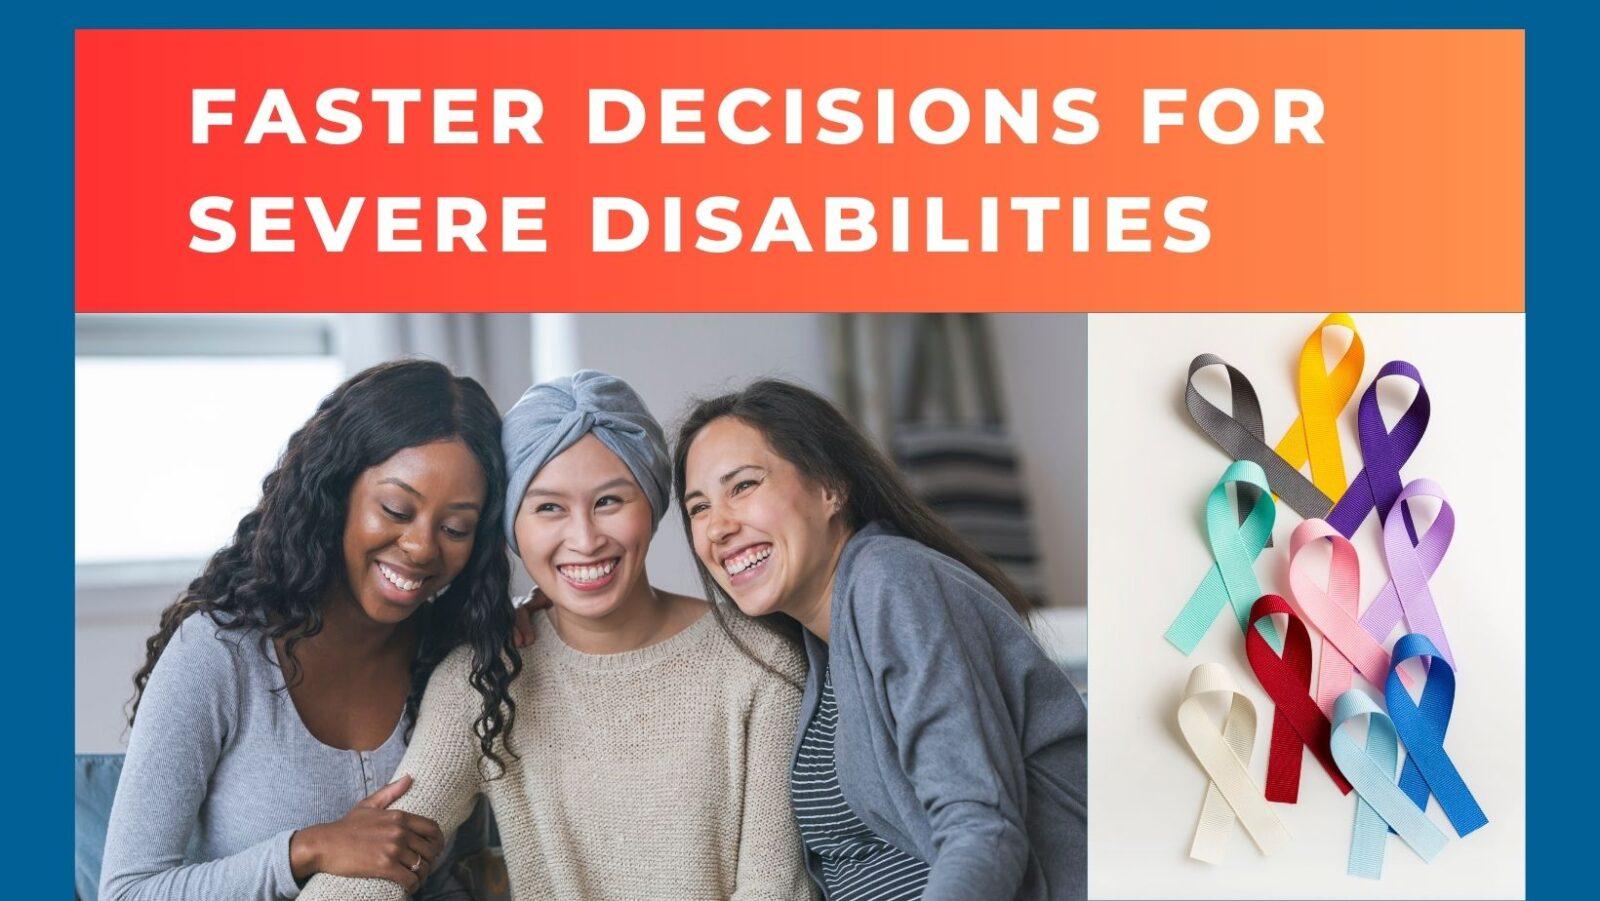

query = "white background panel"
[[1087, 313, 1524, 899]]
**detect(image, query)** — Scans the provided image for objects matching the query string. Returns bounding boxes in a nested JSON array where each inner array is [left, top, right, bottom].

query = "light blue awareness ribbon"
[[1330, 689, 1447, 879], [1166, 460, 1281, 654], [1386, 633, 1489, 837]]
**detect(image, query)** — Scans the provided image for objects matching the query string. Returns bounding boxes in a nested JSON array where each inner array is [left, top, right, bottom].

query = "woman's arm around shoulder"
[[298, 646, 495, 901]]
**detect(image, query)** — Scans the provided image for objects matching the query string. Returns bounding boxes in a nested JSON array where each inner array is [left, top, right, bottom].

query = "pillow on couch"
[[74, 754, 123, 901]]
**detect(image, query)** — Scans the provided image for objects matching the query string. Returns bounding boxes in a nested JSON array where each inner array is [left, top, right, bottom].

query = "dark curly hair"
[[129, 358, 520, 771], [672, 379, 1032, 679]]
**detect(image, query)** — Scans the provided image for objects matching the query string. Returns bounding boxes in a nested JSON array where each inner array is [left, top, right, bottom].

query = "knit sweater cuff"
[[269, 828, 302, 899]]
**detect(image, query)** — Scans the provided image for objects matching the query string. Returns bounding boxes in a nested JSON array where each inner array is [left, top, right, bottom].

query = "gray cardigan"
[[794, 523, 1088, 901]]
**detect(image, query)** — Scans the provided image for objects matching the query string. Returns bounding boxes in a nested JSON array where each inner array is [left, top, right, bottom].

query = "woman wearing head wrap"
[[298, 370, 814, 901]]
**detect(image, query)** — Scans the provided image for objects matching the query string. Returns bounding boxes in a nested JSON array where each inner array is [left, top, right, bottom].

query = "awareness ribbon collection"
[[1170, 313, 1486, 878]]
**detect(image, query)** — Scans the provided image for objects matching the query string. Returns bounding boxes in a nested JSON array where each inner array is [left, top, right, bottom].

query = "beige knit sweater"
[[298, 604, 814, 901]]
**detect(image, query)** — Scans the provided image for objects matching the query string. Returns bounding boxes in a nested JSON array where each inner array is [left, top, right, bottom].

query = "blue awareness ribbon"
[[1385, 632, 1489, 837], [1330, 689, 1447, 878]]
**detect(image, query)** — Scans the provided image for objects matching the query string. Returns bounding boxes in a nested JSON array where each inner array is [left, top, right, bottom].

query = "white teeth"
[[378, 563, 422, 592], [725, 546, 772, 575], [558, 559, 617, 583]]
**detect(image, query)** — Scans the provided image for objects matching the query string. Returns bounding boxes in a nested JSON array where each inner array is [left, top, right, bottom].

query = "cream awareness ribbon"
[[1178, 663, 1290, 862]]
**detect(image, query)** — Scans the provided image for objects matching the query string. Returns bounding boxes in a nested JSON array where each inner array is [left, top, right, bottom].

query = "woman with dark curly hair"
[[100, 359, 521, 901]]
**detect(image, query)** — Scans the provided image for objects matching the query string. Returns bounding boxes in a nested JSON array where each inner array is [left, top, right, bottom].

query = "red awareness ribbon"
[[1246, 594, 1354, 803]]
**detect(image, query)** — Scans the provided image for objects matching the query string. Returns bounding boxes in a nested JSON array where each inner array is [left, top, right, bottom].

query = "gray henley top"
[[99, 612, 462, 901]]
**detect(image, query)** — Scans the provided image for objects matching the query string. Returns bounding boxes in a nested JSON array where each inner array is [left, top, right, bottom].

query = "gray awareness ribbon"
[[1185, 354, 1336, 523]]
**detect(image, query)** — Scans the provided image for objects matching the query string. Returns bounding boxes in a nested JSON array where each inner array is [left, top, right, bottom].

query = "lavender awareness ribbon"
[[1325, 361, 1429, 539], [1360, 479, 1456, 667]]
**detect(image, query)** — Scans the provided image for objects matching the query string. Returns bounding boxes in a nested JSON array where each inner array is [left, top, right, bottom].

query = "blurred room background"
[[76, 313, 1086, 754]]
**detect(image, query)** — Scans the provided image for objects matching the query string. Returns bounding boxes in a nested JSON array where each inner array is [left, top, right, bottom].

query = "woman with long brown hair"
[[676, 379, 1088, 901]]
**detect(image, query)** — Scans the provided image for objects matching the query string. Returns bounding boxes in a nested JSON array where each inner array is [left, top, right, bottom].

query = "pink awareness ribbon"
[[1285, 519, 1411, 716]]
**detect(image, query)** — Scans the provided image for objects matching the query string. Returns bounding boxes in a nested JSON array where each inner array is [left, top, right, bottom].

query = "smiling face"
[[340, 439, 487, 625], [513, 433, 656, 622], [682, 416, 848, 623]]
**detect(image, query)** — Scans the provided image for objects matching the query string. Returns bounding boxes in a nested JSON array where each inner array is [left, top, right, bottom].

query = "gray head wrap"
[[501, 369, 671, 553]]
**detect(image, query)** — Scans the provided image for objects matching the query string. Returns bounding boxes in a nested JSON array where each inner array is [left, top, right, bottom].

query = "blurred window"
[[75, 316, 344, 577]]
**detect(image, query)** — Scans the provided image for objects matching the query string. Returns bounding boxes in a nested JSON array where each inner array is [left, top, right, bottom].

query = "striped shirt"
[[791, 668, 931, 901]]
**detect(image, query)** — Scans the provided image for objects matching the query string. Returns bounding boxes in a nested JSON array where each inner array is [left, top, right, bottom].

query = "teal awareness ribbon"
[[1166, 460, 1282, 654], [1330, 689, 1447, 879]]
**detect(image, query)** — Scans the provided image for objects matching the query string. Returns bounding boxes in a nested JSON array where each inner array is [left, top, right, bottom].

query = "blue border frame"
[[31, 3, 1565, 898]]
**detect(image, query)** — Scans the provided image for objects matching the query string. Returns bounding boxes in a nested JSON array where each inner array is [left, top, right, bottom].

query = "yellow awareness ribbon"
[[1272, 312, 1364, 500]]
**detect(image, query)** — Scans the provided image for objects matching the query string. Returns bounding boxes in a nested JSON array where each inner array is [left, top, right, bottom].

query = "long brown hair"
[[671, 379, 1032, 666]]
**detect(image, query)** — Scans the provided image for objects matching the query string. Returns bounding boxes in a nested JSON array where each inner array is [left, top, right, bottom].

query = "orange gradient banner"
[[75, 30, 1523, 311]]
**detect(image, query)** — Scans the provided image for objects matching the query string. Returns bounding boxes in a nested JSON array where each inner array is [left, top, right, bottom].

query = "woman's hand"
[[513, 588, 553, 648], [289, 775, 445, 892]]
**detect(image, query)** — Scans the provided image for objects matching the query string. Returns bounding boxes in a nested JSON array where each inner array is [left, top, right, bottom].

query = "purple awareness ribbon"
[[1326, 361, 1429, 539], [1359, 478, 1456, 669]]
